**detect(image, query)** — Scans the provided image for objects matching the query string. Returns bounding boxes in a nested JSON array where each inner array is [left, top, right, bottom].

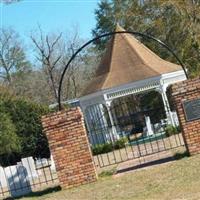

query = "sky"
[[1, 0, 100, 41]]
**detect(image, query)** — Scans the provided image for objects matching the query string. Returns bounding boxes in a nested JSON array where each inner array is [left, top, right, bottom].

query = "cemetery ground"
[[19, 152, 200, 200]]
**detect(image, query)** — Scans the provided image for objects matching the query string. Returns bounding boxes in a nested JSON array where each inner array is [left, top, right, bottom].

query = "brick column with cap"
[[170, 77, 200, 155], [41, 107, 97, 189]]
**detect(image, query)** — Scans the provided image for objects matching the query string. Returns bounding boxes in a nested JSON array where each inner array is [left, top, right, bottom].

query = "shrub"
[[102, 142, 113, 153], [165, 125, 180, 137], [92, 137, 128, 155], [114, 137, 128, 149], [92, 143, 113, 155], [0, 112, 21, 156], [0, 90, 50, 159], [92, 144, 103, 155]]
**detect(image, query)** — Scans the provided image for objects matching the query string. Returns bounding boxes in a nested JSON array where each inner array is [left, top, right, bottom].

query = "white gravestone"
[[21, 157, 38, 179], [5, 165, 32, 197], [0, 166, 8, 188], [145, 116, 154, 136]]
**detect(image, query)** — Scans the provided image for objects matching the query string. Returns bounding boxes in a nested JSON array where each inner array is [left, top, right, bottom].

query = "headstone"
[[0, 166, 8, 188], [5, 165, 31, 197], [145, 116, 154, 136], [21, 157, 38, 179]]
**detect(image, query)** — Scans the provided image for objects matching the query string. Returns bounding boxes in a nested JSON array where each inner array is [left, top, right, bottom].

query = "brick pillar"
[[171, 77, 200, 155], [41, 107, 97, 189]]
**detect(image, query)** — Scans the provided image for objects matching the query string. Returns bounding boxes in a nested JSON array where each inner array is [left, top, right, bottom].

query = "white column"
[[159, 86, 176, 126], [105, 101, 119, 141]]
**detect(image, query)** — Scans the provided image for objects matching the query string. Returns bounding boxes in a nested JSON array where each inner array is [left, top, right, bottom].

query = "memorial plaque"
[[183, 98, 200, 121]]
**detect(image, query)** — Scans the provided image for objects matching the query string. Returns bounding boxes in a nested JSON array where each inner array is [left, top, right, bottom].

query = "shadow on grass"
[[5, 186, 61, 200], [116, 156, 175, 174], [116, 151, 189, 174]]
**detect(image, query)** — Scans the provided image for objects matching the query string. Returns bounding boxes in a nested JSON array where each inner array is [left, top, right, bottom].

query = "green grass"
[[98, 167, 116, 178], [19, 153, 200, 200]]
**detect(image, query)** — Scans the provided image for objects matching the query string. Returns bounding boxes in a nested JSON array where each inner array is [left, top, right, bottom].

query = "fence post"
[[41, 107, 97, 189]]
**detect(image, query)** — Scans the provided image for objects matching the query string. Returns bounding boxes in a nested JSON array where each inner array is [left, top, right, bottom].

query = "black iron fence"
[[87, 105, 185, 168]]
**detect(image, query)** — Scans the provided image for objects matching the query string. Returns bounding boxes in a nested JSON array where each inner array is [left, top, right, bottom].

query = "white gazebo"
[[71, 25, 186, 145]]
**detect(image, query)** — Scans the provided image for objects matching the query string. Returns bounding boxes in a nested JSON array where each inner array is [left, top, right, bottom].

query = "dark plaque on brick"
[[183, 98, 200, 121]]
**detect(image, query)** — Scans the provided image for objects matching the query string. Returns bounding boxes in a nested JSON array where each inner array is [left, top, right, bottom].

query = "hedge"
[[92, 137, 128, 155]]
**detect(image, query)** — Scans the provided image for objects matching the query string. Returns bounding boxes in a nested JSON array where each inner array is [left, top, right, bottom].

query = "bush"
[[92, 144, 104, 155], [102, 142, 113, 153], [165, 125, 180, 137], [92, 143, 113, 155], [114, 137, 128, 149], [92, 137, 128, 155], [0, 89, 50, 160], [0, 112, 21, 156]]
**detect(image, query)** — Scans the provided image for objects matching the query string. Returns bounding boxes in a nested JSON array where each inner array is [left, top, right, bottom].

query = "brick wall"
[[171, 77, 200, 155], [41, 107, 97, 189]]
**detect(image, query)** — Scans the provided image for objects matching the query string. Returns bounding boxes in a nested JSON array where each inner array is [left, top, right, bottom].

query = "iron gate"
[[86, 98, 185, 168]]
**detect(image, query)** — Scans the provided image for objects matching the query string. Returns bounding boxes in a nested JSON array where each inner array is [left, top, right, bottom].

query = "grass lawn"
[[20, 153, 200, 200]]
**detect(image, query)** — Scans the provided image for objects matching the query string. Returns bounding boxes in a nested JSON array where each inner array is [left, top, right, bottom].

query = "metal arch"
[[58, 31, 188, 110]]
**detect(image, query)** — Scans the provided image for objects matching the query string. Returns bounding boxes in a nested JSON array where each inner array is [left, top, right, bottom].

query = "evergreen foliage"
[[0, 87, 50, 162], [0, 112, 21, 156]]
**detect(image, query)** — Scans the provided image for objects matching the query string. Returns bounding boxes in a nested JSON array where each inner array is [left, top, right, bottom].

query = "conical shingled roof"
[[82, 25, 182, 96]]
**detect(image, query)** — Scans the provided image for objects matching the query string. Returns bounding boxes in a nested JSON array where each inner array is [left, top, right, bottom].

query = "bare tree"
[[31, 26, 98, 104], [31, 27, 63, 102], [31, 26, 88, 103], [62, 28, 82, 99], [61, 26, 99, 100], [0, 28, 30, 85]]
